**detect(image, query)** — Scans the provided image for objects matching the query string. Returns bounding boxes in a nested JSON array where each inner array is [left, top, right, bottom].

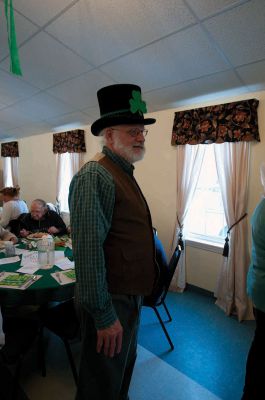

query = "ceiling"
[[0, 0, 265, 140]]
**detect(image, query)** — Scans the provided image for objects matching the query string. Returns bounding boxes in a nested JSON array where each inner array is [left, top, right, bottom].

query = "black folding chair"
[[40, 299, 80, 385], [0, 307, 45, 399], [143, 244, 182, 350]]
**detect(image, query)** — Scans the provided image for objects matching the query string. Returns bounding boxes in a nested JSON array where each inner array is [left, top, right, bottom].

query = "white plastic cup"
[[5, 241, 16, 257]]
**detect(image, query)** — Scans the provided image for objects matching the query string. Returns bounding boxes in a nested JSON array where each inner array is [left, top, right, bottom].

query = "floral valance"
[[1, 141, 19, 157], [171, 99, 260, 146], [53, 130, 86, 154]]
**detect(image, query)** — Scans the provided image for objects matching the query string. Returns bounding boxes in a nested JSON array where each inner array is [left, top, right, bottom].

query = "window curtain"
[[56, 153, 83, 213], [2, 157, 19, 187], [170, 144, 205, 291], [10, 157, 19, 187], [1, 141, 19, 187], [53, 129, 86, 212], [53, 129, 86, 154], [171, 99, 259, 145], [214, 142, 253, 321]]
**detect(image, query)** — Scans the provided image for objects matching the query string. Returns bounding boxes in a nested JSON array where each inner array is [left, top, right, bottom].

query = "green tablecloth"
[[0, 245, 75, 306]]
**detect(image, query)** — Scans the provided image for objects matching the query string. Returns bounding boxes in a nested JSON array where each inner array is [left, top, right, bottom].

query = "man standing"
[[69, 84, 158, 400]]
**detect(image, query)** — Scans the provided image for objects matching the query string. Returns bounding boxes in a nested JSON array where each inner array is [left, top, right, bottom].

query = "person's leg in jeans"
[[76, 294, 141, 400], [242, 308, 265, 399]]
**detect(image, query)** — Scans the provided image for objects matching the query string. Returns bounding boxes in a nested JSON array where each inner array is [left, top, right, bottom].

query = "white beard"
[[112, 134, 145, 164]]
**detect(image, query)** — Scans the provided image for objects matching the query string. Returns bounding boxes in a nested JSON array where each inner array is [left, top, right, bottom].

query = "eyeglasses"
[[110, 128, 148, 137]]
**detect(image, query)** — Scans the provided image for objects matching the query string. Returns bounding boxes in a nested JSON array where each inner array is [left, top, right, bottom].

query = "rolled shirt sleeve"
[[69, 161, 117, 329]]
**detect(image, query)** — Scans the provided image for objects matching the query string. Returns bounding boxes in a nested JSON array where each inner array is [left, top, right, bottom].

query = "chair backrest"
[[47, 202, 57, 212], [40, 299, 80, 340], [143, 243, 182, 307], [162, 244, 182, 301]]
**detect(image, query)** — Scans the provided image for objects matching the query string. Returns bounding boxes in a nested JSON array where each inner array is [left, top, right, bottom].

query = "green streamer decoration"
[[4, 0, 22, 76]]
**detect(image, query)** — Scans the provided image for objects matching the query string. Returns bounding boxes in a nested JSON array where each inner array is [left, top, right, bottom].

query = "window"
[[56, 152, 82, 213], [184, 145, 227, 245]]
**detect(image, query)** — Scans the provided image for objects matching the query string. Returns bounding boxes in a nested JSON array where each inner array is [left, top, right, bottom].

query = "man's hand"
[[48, 226, 59, 234], [96, 319, 123, 358], [20, 229, 29, 238]]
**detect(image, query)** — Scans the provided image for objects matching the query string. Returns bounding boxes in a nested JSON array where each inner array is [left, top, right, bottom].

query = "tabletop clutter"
[[0, 234, 75, 290]]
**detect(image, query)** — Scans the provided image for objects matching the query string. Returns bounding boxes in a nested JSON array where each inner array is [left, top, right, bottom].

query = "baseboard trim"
[[186, 283, 214, 298]]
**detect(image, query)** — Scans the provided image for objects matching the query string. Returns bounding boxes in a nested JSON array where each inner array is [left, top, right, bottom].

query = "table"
[[0, 246, 75, 306]]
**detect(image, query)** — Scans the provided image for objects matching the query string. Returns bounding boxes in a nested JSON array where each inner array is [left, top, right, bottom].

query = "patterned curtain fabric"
[[171, 99, 260, 145], [53, 129, 86, 154], [1, 141, 19, 157]]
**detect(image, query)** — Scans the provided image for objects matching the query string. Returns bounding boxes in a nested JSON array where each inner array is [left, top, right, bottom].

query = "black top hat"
[[91, 84, 156, 136]]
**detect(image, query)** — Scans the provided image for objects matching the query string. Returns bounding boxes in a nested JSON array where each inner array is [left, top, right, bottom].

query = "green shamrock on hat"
[[129, 90, 147, 115]]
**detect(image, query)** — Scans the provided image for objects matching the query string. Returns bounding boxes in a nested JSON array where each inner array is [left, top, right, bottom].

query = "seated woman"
[[18, 199, 67, 237], [0, 186, 28, 229]]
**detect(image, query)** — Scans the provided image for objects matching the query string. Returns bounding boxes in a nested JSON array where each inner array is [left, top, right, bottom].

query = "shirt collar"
[[102, 146, 135, 176]]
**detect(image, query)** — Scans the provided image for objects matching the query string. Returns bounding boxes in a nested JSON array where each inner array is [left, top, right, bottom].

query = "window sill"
[[185, 237, 223, 254]]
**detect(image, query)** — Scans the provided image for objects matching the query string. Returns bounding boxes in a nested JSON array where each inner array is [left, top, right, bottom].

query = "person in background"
[[0, 225, 17, 243], [69, 83, 158, 400], [0, 186, 28, 228], [19, 199, 67, 237], [242, 162, 265, 399]]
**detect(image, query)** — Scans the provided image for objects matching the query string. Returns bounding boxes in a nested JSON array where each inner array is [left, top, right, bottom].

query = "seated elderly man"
[[18, 199, 67, 237]]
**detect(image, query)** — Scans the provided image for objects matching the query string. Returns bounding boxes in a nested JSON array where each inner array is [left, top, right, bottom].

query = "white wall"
[[2, 89, 265, 292]]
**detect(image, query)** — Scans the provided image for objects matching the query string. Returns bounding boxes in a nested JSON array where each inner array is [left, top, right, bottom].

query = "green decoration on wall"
[[129, 90, 147, 115], [4, 0, 22, 76]]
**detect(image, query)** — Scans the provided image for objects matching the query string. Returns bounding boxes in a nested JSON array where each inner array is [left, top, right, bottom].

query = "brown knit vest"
[[94, 153, 157, 295]]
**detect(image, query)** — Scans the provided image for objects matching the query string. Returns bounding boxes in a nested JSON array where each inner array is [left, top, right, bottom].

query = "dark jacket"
[[10, 210, 67, 237]]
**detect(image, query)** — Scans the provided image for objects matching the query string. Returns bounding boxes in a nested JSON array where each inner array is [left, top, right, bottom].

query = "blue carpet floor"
[[0, 287, 255, 400], [138, 288, 255, 400]]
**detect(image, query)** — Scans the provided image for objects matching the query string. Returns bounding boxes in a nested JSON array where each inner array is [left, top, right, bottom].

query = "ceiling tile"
[[5, 122, 53, 139], [47, 69, 116, 108], [0, 2, 38, 61], [82, 106, 100, 120], [144, 83, 197, 111], [204, 0, 265, 66], [45, 111, 92, 130], [12, 0, 76, 27], [0, 69, 39, 105], [186, 0, 246, 19], [0, 0, 264, 141], [10, 92, 78, 120], [45, 0, 196, 66], [144, 70, 244, 109], [1, 32, 92, 90], [237, 60, 265, 90], [101, 25, 230, 91], [0, 107, 36, 129], [187, 70, 244, 97]]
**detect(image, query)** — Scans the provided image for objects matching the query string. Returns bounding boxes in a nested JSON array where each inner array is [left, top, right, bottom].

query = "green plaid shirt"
[[69, 146, 135, 329]]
